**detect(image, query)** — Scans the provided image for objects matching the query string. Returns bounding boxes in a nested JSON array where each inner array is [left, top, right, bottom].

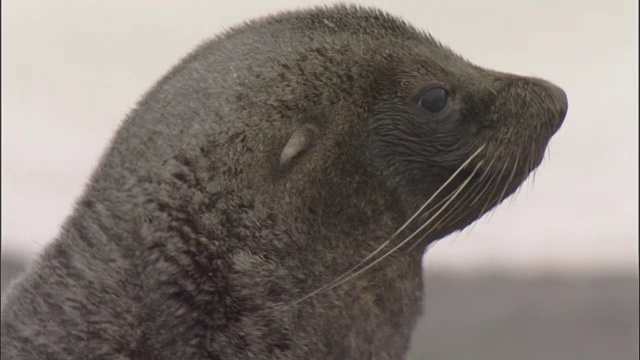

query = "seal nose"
[[547, 82, 568, 120], [536, 79, 568, 128]]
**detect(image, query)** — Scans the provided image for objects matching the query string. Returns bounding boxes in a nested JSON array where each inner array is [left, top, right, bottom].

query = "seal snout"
[[535, 79, 568, 129]]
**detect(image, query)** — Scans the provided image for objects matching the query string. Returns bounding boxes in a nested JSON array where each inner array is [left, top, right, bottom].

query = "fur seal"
[[1, 5, 567, 359]]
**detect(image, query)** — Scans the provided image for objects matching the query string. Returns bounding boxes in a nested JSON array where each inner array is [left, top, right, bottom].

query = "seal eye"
[[418, 87, 451, 115]]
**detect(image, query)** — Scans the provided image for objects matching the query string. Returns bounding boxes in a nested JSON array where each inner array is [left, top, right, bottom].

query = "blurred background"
[[2, 0, 638, 359]]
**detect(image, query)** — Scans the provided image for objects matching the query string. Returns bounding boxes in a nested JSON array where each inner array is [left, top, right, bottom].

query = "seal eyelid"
[[416, 85, 453, 117]]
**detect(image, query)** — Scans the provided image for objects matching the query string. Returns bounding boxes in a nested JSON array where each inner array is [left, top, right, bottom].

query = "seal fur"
[[1, 5, 567, 359]]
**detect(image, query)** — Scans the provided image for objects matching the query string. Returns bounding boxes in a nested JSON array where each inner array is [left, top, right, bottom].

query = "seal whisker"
[[386, 144, 486, 237], [529, 142, 537, 173], [461, 153, 503, 235], [476, 154, 511, 219], [488, 154, 519, 225], [317, 162, 481, 294], [483, 154, 521, 223], [469, 154, 499, 206], [347, 144, 487, 268], [528, 142, 539, 190], [286, 145, 486, 307], [404, 183, 471, 252], [496, 154, 520, 205], [510, 154, 532, 207], [406, 160, 488, 250]]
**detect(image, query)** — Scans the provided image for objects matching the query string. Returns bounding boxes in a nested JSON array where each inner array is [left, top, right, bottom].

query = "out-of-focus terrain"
[[2, 252, 637, 360], [408, 270, 638, 360]]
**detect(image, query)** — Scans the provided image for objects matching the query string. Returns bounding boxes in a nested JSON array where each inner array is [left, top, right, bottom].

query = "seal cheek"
[[279, 124, 320, 169]]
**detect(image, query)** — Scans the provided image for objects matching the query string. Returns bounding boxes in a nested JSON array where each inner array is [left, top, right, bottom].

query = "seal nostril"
[[549, 84, 568, 120], [532, 78, 568, 126]]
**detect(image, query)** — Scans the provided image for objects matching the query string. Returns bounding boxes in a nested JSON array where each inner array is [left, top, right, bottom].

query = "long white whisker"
[[326, 163, 479, 290], [477, 155, 510, 218], [285, 144, 486, 307], [469, 155, 497, 206], [485, 154, 520, 223], [409, 159, 486, 247], [496, 154, 519, 204], [384, 144, 486, 239], [406, 162, 482, 251]]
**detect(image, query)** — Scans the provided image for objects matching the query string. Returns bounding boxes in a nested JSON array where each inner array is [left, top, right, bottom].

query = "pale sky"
[[1, 0, 638, 274]]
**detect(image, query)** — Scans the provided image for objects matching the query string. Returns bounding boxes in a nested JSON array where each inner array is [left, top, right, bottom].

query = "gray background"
[[2, 1, 638, 359]]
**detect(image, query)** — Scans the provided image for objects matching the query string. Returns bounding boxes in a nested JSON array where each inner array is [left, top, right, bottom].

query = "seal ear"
[[280, 124, 319, 168]]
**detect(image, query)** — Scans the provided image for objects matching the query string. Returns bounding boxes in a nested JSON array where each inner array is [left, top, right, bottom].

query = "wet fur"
[[1, 5, 566, 359]]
